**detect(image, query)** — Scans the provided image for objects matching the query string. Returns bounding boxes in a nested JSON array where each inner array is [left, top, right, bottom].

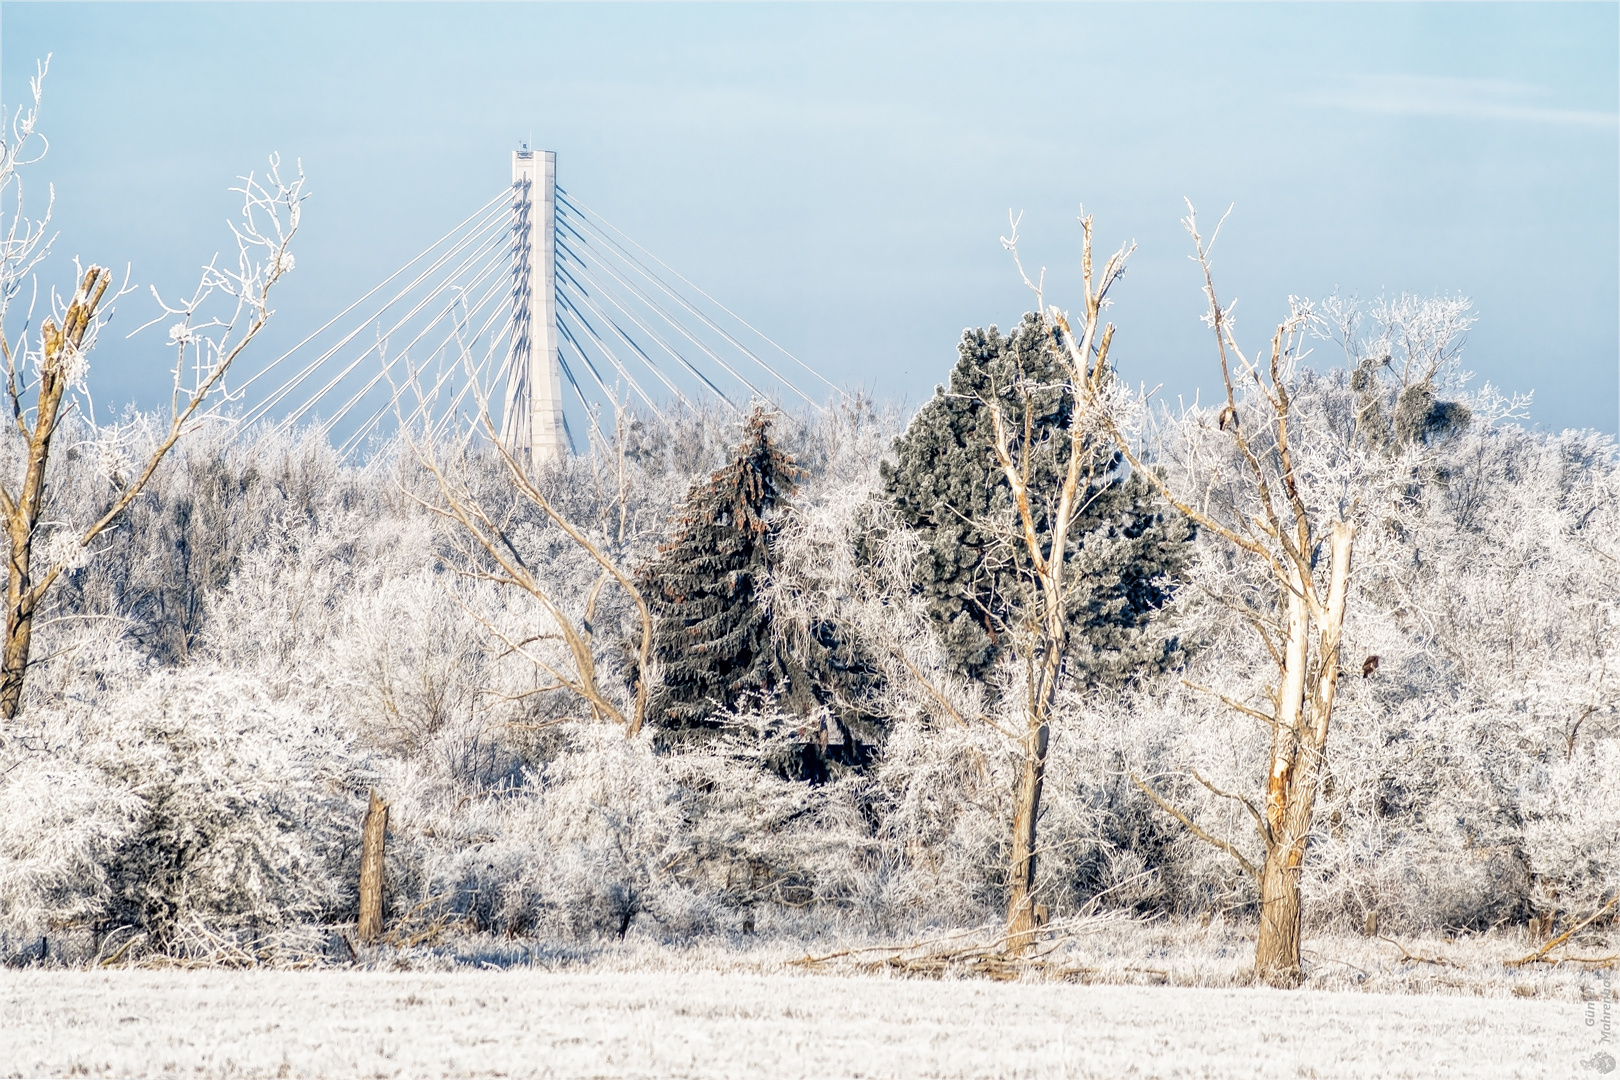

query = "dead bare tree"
[[0, 61, 303, 720], [1028, 203, 1356, 985], [987, 212, 1135, 951]]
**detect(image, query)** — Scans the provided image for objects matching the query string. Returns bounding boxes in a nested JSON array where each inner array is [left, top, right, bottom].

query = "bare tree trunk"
[[0, 596, 35, 720], [1256, 755, 1326, 984], [1254, 521, 1352, 985], [1011, 203, 1365, 989], [1005, 720, 1051, 950], [1255, 848, 1304, 983], [357, 790, 388, 944], [0, 403, 54, 720], [0, 267, 106, 721], [1006, 618, 1066, 950], [984, 219, 1129, 956], [0, 542, 37, 720]]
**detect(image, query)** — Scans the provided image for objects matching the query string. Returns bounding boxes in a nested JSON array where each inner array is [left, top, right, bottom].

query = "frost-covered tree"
[[639, 407, 879, 777], [1297, 356, 1616, 938], [642, 407, 802, 731], [883, 312, 1191, 684], [2, 380, 1614, 964], [1329, 293, 1476, 454], [1050, 208, 1353, 983], [0, 62, 303, 720], [404, 407, 655, 737], [1045, 205, 1486, 983]]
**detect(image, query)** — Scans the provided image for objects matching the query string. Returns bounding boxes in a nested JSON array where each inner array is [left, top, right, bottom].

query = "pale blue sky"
[[4, 3, 1617, 432]]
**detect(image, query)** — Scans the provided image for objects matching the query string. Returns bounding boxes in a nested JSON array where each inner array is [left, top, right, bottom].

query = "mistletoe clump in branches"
[[882, 312, 1193, 686], [637, 407, 880, 781]]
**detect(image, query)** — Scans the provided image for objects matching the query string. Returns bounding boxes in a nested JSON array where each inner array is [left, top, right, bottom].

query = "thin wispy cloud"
[[1306, 74, 1618, 129]]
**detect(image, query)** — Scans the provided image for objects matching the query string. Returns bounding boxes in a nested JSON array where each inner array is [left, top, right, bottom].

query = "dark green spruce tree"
[[882, 312, 1193, 685], [639, 407, 880, 780]]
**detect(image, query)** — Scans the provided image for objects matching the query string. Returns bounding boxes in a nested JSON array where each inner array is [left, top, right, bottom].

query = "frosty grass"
[[1, 967, 1579, 1079]]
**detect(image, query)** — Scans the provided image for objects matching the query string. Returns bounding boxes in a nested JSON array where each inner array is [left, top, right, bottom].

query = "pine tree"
[[882, 313, 1193, 684], [639, 408, 879, 778]]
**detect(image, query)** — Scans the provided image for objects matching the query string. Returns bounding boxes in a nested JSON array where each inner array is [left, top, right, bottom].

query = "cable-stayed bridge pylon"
[[224, 148, 837, 462]]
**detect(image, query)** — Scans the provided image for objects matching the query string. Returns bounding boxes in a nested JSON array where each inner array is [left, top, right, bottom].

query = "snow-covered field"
[[0, 969, 1586, 1079]]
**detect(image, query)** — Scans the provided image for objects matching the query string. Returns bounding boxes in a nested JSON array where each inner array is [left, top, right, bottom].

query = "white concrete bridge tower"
[[500, 147, 567, 465]]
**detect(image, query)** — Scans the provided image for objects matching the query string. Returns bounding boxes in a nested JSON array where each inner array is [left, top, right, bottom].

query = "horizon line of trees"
[[3, 283, 1611, 979]]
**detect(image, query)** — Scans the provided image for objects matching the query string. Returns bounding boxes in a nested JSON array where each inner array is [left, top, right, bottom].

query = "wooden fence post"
[[358, 789, 388, 943]]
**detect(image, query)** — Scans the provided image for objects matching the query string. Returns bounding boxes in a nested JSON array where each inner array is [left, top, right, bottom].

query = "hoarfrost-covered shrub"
[[339, 571, 511, 775], [0, 665, 369, 959], [431, 728, 688, 940], [1521, 738, 1620, 918], [375, 714, 890, 941], [0, 741, 145, 958]]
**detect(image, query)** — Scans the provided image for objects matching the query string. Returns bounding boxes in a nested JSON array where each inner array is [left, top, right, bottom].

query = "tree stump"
[[358, 789, 388, 943]]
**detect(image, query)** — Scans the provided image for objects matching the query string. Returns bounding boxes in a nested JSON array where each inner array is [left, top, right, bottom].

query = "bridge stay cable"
[[556, 208, 803, 406], [340, 303, 512, 458], [559, 238, 774, 407], [230, 192, 511, 425], [558, 191, 841, 400], [555, 312, 664, 421], [549, 326, 624, 453], [556, 205, 809, 409], [273, 227, 511, 434], [555, 242, 737, 412], [237, 201, 511, 431], [556, 275, 690, 412], [277, 223, 511, 432], [335, 276, 516, 457], [556, 242, 716, 410], [423, 308, 518, 447], [310, 240, 514, 441], [225, 188, 510, 404], [554, 299, 635, 403]]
